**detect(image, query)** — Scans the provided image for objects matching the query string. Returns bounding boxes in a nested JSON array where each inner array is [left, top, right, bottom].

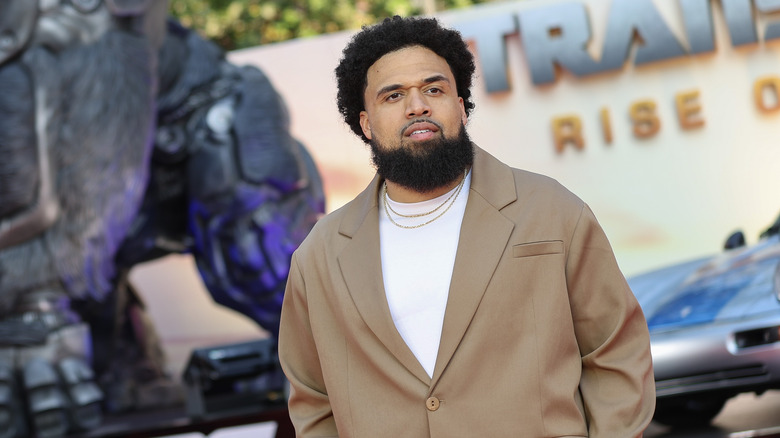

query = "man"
[[279, 15, 655, 437]]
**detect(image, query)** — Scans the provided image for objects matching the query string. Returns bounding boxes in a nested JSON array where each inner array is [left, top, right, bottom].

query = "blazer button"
[[426, 396, 440, 411]]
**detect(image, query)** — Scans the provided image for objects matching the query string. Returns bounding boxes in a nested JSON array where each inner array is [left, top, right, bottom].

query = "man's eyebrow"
[[375, 75, 451, 99], [423, 74, 450, 85], [376, 83, 403, 99]]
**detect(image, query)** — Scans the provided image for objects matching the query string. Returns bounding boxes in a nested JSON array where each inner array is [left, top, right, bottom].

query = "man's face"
[[360, 45, 467, 154], [359, 45, 471, 192]]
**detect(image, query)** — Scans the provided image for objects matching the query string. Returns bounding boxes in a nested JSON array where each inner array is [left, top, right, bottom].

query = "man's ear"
[[459, 97, 467, 125], [359, 111, 372, 140]]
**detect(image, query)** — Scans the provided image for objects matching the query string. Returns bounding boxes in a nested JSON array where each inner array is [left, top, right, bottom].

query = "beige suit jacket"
[[279, 146, 655, 437]]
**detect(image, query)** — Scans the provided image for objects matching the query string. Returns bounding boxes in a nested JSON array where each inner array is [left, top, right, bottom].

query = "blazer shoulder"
[[297, 201, 350, 251], [472, 145, 583, 214], [511, 167, 585, 211]]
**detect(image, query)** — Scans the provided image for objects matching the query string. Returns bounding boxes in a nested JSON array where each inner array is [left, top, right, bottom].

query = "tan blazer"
[[279, 146, 655, 437]]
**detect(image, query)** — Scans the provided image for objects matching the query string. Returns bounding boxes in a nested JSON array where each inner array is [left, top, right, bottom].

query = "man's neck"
[[384, 170, 467, 203]]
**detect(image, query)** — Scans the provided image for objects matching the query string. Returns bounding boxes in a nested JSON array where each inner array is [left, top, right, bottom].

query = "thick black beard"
[[369, 125, 474, 193]]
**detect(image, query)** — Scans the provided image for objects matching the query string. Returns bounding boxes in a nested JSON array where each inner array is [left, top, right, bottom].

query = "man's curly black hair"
[[335, 16, 476, 144]]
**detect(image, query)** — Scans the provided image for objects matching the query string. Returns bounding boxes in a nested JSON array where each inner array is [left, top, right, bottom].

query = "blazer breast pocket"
[[512, 240, 564, 258]]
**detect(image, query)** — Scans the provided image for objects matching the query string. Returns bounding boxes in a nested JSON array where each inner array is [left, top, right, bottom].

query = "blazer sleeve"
[[565, 204, 656, 437], [278, 252, 339, 437]]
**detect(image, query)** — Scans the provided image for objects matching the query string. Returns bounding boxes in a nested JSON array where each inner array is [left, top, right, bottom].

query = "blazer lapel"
[[432, 146, 516, 385], [337, 177, 431, 384]]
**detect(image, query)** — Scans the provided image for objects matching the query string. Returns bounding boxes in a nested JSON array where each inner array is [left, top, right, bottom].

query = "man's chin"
[[401, 136, 448, 154]]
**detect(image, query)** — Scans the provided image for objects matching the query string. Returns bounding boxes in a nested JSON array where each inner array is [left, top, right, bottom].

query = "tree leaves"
[[169, 0, 491, 49]]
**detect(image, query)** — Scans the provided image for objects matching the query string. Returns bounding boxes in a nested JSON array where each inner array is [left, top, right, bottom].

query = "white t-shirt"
[[378, 170, 472, 378]]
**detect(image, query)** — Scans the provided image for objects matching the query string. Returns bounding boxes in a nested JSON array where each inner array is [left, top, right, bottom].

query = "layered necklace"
[[382, 169, 468, 229]]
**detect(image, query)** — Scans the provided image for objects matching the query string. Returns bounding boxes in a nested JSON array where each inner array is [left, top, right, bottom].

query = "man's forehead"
[[366, 46, 454, 86]]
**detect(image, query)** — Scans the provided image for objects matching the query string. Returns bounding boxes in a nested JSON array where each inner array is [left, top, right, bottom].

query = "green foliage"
[[169, 0, 493, 50]]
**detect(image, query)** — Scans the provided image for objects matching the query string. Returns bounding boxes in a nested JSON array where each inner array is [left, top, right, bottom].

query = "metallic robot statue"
[[0, 1, 324, 436]]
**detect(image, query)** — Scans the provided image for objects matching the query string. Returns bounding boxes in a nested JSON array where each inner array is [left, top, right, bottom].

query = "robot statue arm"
[[184, 64, 324, 337]]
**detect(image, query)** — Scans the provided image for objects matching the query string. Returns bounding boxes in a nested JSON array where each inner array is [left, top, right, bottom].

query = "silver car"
[[627, 214, 780, 427]]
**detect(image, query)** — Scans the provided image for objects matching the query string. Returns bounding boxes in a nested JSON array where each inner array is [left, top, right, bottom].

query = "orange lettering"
[[629, 100, 660, 138], [675, 90, 705, 129], [552, 115, 584, 153], [754, 76, 780, 113]]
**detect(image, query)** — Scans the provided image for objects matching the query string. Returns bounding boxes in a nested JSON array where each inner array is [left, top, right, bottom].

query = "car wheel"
[[653, 397, 728, 428]]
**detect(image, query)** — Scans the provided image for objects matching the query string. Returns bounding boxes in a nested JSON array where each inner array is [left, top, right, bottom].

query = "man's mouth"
[[403, 121, 440, 140]]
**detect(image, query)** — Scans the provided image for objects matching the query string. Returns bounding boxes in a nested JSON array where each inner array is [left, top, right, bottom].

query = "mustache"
[[399, 118, 443, 136]]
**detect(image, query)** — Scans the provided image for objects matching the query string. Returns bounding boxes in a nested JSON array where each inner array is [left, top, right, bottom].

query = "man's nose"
[[406, 90, 431, 118]]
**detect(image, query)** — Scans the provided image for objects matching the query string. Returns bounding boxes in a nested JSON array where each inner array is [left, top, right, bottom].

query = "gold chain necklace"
[[383, 172, 464, 219], [382, 170, 467, 229]]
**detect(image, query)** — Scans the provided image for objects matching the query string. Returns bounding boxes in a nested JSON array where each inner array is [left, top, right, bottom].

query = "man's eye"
[[427, 87, 441, 94], [386, 92, 401, 101]]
